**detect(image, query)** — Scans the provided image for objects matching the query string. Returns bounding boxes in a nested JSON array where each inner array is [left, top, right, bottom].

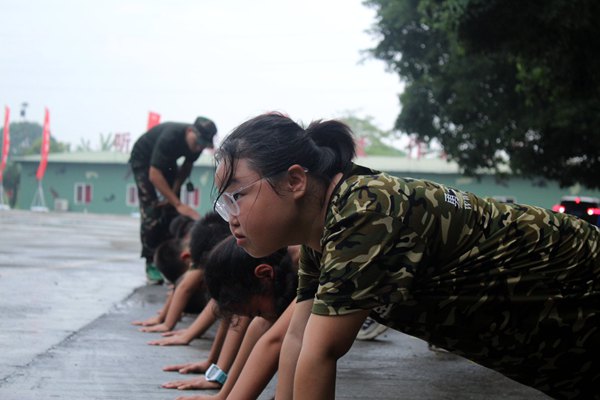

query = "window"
[[74, 183, 93, 204], [126, 184, 139, 206]]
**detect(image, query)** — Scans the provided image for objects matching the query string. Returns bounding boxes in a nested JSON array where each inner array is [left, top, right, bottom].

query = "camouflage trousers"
[[131, 166, 178, 262]]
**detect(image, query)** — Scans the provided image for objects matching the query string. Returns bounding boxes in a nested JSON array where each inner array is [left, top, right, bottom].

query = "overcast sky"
[[1, 0, 403, 148]]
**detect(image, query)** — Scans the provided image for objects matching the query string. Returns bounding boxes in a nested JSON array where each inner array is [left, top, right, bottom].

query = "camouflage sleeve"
[[296, 245, 321, 303], [311, 207, 423, 316]]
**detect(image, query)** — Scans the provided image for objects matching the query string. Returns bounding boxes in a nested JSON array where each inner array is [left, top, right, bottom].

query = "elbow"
[[262, 331, 285, 351]]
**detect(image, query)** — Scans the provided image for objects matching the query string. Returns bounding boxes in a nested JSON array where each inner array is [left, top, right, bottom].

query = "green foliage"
[[338, 113, 406, 156], [1, 161, 21, 207], [0, 121, 69, 206], [365, 0, 600, 189], [26, 136, 71, 155], [0, 121, 70, 156]]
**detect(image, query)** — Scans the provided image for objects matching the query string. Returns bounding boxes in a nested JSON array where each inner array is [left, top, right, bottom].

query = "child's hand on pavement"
[[162, 377, 221, 390], [175, 394, 222, 400], [163, 360, 210, 374], [161, 329, 187, 337], [131, 315, 163, 326], [139, 323, 172, 333], [147, 334, 191, 346]]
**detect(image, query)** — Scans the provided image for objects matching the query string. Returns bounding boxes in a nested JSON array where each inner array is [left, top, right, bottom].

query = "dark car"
[[552, 196, 600, 226]]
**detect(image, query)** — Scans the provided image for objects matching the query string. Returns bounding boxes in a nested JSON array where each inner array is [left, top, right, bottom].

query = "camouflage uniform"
[[297, 164, 600, 400]]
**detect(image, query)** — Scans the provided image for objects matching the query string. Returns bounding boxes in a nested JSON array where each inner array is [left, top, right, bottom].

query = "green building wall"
[[15, 160, 217, 215], [12, 153, 600, 215]]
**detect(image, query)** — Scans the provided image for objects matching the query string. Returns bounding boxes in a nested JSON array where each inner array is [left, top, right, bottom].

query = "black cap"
[[193, 117, 217, 146]]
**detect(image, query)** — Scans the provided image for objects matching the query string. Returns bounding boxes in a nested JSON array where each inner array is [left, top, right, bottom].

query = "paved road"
[[0, 210, 550, 399]]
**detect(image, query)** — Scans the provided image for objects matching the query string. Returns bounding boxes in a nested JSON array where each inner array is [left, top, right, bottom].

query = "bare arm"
[[227, 300, 295, 400], [141, 269, 203, 333], [150, 298, 219, 346], [132, 288, 173, 326], [294, 310, 370, 400], [214, 316, 251, 372], [166, 303, 293, 400], [149, 165, 199, 219], [275, 299, 313, 400], [162, 317, 229, 379], [206, 318, 230, 367], [161, 316, 251, 391]]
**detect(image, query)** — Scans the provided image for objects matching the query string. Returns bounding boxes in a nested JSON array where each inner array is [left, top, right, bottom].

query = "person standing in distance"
[[130, 116, 217, 284]]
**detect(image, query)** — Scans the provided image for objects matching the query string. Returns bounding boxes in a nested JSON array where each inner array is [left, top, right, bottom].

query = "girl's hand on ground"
[[162, 360, 210, 374], [163, 363, 193, 372], [131, 315, 162, 326], [147, 334, 191, 346], [179, 360, 210, 374], [175, 394, 221, 400], [161, 329, 187, 337], [162, 377, 221, 390], [139, 323, 172, 333]]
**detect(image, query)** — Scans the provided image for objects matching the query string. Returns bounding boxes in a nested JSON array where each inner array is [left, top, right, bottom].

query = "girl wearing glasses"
[[213, 112, 600, 400]]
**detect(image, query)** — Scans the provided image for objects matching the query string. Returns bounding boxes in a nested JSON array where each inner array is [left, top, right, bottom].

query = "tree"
[[1, 162, 21, 207], [338, 113, 406, 156], [0, 121, 70, 156], [364, 0, 600, 189], [0, 121, 69, 206]]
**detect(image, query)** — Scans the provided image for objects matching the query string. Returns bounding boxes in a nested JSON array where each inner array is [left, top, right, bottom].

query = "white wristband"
[[205, 363, 227, 385]]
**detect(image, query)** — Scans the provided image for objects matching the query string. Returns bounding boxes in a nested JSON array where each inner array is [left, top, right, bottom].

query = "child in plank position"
[[212, 112, 600, 400], [132, 212, 229, 340], [162, 237, 299, 399]]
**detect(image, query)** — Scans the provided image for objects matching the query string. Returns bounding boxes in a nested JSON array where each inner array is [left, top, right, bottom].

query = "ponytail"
[[305, 119, 356, 178]]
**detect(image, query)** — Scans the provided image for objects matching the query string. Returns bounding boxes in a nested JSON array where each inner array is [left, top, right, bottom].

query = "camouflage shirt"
[[297, 164, 600, 399]]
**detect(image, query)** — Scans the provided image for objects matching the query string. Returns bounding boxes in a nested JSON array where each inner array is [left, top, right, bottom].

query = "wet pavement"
[[0, 210, 550, 399]]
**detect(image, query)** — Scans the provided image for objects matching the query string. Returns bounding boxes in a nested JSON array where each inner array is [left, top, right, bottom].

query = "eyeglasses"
[[214, 177, 265, 222], [214, 167, 308, 222]]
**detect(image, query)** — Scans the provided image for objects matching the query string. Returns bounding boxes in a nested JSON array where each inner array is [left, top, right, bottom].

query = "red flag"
[[36, 108, 51, 181], [0, 106, 10, 181], [147, 111, 161, 130]]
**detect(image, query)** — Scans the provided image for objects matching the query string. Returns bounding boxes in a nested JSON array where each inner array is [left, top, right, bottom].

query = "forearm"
[[215, 316, 251, 372], [176, 299, 219, 343], [216, 317, 272, 399], [227, 319, 280, 400], [276, 330, 303, 400], [163, 285, 194, 329], [275, 300, 313, 400], [294, 310, 370, 400], [157, 291, 174, 321], [207, 319, 230, 364], [294, 349, 337, 400]]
